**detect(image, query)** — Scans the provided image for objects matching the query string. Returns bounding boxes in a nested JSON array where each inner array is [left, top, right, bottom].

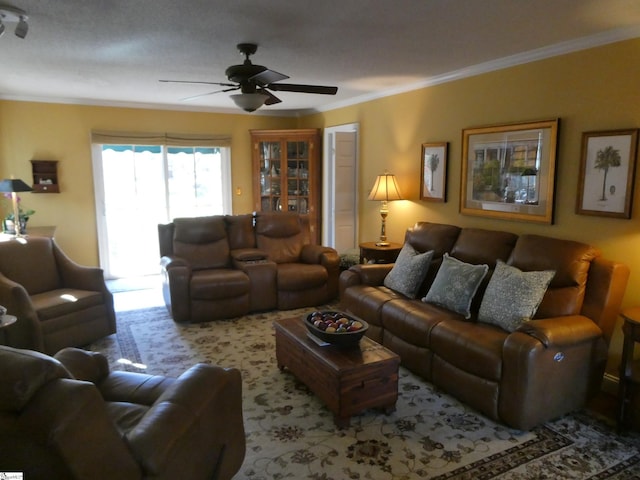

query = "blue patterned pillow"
[[478, 260, 555, 332], [422, 253, 488, 319], [383, 243, 434, 299]]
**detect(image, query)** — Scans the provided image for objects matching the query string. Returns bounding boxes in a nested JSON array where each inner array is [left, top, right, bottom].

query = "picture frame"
[[420, 142, 448, 202], [460, 119, 559, 224], [576, 129, 638, 219]]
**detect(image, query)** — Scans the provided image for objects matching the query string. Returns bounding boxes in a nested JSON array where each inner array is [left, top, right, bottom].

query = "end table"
[[359, 241, 402, 264], [618, 307, 640, 431]]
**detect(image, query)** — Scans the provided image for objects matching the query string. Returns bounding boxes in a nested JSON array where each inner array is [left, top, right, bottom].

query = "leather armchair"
[[255, 212, 340, 310], [0, 345, 246, 480], [0, 236, 115, 355]]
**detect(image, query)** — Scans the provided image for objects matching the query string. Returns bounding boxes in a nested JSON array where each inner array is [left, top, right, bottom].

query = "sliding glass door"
[[92, 144, 231, 279]]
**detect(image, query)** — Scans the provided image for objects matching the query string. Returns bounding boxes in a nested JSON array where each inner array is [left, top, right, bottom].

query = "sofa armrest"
[[160, 255, 191, 322], [515, 315, 603, 348], [126, 364, 245, 480], [0, 273, 44, 351], [14, 379, 141, 479], [52, 242, 108, 292], [54, 347, 111, 383], [230, 248, 268, 262], [300, 244, 339, 266], [500, 315, 607, 429]]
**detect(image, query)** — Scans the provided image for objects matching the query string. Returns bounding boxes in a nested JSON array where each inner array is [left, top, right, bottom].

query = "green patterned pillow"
[[422, 253, 488, 319], [383, 243, 434, 299], [478, 260, 555, 332]]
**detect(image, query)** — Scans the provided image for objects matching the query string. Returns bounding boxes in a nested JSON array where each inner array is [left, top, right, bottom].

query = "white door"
[[323, 125, 358, 252]]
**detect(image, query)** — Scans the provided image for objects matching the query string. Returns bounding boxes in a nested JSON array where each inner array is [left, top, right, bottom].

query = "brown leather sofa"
[[159, 212, 340, 323], [0, 345, 245, 480], [0, 236, 116, 355], [339, 222, 629, 430]]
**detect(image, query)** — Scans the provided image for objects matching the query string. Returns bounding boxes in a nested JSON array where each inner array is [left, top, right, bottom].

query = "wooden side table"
[[359, 241, 402, 264], [617, 307, 640, 431]]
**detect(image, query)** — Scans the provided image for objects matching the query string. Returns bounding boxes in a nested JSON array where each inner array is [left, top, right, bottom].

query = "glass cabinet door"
[[259, 141, 281, 212], [285, 140, 309, 214]]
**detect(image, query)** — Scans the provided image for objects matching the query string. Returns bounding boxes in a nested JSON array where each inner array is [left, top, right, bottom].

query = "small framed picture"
[[576, 129, 638, 219], [420, 142, 448, 202]]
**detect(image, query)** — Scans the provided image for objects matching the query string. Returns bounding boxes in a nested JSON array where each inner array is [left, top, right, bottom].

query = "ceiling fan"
[[160, 43, 338, 112]]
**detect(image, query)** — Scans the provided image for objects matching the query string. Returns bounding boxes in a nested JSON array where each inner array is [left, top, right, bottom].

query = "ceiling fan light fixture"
[[230, 92, 268, 112], [0, 4, 28, 39], [15, 14, 27, 38]]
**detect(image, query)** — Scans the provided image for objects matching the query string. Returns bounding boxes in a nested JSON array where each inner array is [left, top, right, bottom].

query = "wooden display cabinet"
[[31, 160, 59, 193], [251, 129, 321, 243]]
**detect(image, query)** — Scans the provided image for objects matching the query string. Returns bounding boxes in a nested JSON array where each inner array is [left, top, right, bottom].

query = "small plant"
[[2, 193, 35, 222]]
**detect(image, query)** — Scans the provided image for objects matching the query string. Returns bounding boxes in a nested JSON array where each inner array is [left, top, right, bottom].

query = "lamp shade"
[[368, 172, 403, 202], [0, 178, 32, 193], [230, 93, 269, 112]]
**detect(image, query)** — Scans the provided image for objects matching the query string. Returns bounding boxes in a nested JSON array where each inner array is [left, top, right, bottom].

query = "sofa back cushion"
[[508, 234, 600, 318], [226, 214, 256, 250], [0, 237, 61, 294], [172, 216, 230, 269], [405, 222, 461, 296], [255, 212, 310, 264]]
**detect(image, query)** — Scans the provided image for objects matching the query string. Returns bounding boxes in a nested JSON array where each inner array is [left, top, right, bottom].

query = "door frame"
[[322, 123, 359, 249]]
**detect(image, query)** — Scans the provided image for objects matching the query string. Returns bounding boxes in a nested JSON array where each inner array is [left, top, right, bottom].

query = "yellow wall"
[[1, 38, 640, 372], [0, 102, 296, 265], [300, 38, 640, 372]]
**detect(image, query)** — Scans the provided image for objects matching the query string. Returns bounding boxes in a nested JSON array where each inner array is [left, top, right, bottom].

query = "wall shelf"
[[31, 160, 59, 193]]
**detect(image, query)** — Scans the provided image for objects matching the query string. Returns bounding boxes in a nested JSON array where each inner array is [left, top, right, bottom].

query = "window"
[[91, 132, 231, 278]]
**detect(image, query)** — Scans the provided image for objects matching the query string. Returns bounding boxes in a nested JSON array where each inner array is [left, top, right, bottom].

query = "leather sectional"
[[339, 221, 629, 430]]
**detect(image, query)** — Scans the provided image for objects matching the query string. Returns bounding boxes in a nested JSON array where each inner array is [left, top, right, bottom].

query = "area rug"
[[88, 305, 640, 480]]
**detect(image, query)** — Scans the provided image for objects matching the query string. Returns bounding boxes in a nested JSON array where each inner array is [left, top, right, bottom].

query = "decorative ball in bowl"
[[305, 310, 369, 347]]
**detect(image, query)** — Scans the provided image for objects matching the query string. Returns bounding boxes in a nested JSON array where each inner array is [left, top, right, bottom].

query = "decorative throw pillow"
[[478, 260, 555, 332], [383, 243, 434, 299], [422, 253, 488, 319]]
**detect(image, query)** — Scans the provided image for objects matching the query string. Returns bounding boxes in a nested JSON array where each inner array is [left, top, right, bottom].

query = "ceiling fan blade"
[[268, 83, 338, 95], [261, 89, 282, 106], [160, 79, 237, 87], [181, 86, 240, 101], [250, 69, 289, 86]]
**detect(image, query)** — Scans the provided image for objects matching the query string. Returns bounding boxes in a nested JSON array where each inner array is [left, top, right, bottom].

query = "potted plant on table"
[[2, 193, 35, 234]]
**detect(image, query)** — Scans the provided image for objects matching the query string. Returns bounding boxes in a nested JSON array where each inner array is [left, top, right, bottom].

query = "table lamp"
[[0, 178, 33, 236], [368, 171, 403, 246]]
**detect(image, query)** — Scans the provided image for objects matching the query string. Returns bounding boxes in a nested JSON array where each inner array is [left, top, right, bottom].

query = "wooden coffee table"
[[274, 316, 400, 428]]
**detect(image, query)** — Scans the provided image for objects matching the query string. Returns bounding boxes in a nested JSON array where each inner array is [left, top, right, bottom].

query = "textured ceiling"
[[1, 0, 639, 115]]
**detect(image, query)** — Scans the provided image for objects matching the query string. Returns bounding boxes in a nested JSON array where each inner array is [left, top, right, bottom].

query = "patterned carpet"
[[88, 305, 640, 480]]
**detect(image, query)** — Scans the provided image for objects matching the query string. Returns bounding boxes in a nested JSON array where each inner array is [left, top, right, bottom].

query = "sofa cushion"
[[478, 260, 555, 332], [190, 269, 249, 299], [383, 243, 433, 299], [173, 216, 230, 269], [31, 289, 107, 321], [422, 253, 488, 319]]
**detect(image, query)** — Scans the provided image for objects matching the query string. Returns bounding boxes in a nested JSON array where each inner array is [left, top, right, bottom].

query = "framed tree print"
[[420, 142, 448, 202], [460, 119, 559, 224], [576, 129, 638, 219]]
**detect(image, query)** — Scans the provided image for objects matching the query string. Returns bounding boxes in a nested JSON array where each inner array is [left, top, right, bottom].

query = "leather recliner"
[[159, 212, 340, 323], [0, 236, 116, 355], [0, 345, 246, 480]]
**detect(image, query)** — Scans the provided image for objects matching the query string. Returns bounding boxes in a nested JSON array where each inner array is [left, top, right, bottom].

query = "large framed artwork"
[[420, 142, 448, 202], [576, 129, 638, 219], [460, 119, 559, 224]]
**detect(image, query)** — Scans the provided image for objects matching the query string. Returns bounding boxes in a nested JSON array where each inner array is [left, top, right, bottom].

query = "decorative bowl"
[[304, 310, 369, 347]]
